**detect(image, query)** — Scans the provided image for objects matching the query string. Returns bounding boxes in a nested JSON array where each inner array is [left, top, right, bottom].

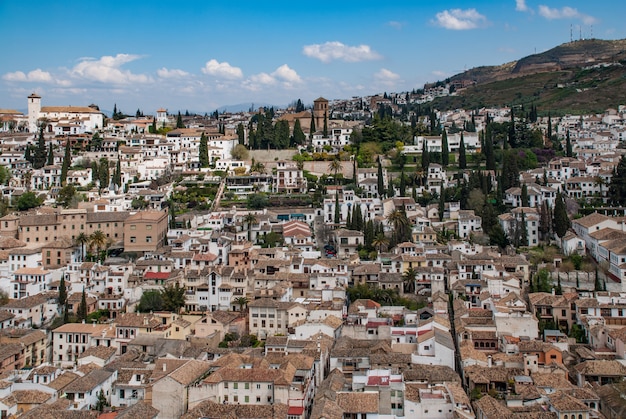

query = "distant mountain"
[[432, 38, 626, 114], [216, 102, 279, 114]]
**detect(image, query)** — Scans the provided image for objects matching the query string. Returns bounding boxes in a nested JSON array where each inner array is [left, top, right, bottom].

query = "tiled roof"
[[181, 400, 289, 419], [115, 402, 159, 419], [63, 369, 114, 393], [574, 360, 626, 376], [168, 360, 211, 386], [336, 391, 379, 413]]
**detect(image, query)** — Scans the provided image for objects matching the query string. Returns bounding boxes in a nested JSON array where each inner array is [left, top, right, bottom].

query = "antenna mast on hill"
[[591, 25, 593, 39], [570, 24, 573, 42]]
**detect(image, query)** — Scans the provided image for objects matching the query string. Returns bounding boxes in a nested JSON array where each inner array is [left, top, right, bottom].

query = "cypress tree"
[[77, 288, 88, 320], [521, 183, 529, 207], [441, 130, 449, 167], [387, 175, 395, 197], [438, 189, 445, 222], [309, 114, 316, 139], [377, 157, 384, 198], [59, 275, 67, 310], [520, 212, 528, 246], [608, 155, 626, 206], [485, 130, 495, 170], [60, 139, 71, 185], [176, 111, 184, 128], [199, 133, 209, 167], [34, 125, 47, 169], [547, 112, 552, 140], [292, 119, 306, 146], [46, 143, 54, 166], [334, 193, 340, 224], [421, 139, 430, 172], [346, 207, 352, 229], [553, 192, 570, 238], [399, 169, 406, 197], [565, 130, 573, 158], [113, 159, 122, 187], [323, 112, 328, 137], [458, 133, 467, 170]]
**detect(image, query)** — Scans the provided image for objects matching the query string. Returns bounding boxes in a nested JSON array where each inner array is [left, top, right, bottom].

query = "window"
[[130, 237, 136, 243], [244, 383, 249, 389], [130, 225, 136, 230], [146, 225, 152, 230], [146, 236, 152, 243], [244, 396, 249, 403], [233, 383, 238, 389]]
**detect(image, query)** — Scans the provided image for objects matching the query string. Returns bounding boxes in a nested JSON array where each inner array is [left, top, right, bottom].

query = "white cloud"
[[201, 59, 243, 79], [433, 8, 488, 30], [431, 70, 448, 78], [3, 69, 53, 83], [302, 41, 381, 63], [157, 67, 189, 78], [375, 68, 400, 81], [515, 0, 529, 12], [70, 54, 151, 84], [387, 21, 404, 30], [538, 5, 597, 25], [271, 64, 301, 84]]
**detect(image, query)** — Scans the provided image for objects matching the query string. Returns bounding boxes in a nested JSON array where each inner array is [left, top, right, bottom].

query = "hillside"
[[434, 38, 626, 114]]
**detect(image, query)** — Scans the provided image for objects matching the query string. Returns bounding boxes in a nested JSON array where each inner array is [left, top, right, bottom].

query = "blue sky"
[[1, 1, 624, 115]]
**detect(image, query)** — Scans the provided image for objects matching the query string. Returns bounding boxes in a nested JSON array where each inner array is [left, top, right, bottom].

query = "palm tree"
[[372, 233, 389, 255], [328, 159, 343, 185], [386, 209, 410, 244], [75, 232, 89, 262], [233, 296, 249, 312], [402, 267, 418, 295], [250, 159, 265, 174], [242, 212, 258, 243], [89, 230, 107, 262]]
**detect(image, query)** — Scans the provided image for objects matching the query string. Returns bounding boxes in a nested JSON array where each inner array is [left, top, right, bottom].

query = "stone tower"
[[313, 97, 328, 134], [27, 92, 41, 133]]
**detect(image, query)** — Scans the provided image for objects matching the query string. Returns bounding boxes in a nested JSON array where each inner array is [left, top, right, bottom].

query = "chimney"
[[487, 355, 493, 368], [163, 363, 167, 372]]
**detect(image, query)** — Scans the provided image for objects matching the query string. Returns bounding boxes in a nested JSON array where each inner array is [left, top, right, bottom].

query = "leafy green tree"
[[0, 166, 10, 186], [16, 191, 42, 211], [161, 283, 186, 313], [247, 193, 269, 209], [56, 184, 77, 208], [137, 290, 164, 312], [489, 223, 509, 248], [231, 144, 249, 161], [199, 133, 209, 167], [458, 133, 467, 170], [553, 192, 570, 239]]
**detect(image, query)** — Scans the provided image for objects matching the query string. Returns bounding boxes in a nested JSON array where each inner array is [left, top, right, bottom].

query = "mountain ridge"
[[435, 38, 626, 114]]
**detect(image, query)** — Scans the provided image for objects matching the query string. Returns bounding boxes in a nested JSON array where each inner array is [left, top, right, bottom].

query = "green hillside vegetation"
[[434, 39, 626, 114]]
